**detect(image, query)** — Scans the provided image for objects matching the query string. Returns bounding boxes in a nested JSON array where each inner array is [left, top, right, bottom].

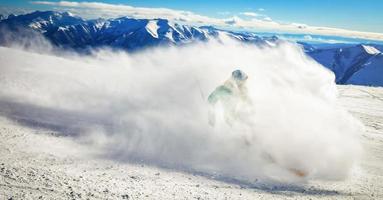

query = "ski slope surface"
[[0, 85, 382, 199]]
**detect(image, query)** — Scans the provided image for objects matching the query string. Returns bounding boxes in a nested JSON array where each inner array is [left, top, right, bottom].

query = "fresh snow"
[[362, 45, 381, 55], [64, 11, 75, 17], [265, 40, 276, 47], [168, 22, 182, 35], [165, 31, 175, 42], [28, 22, 42, 29], [145, 20, 159, 38], [1, 85, 383, 199], [57, 26, 69, 31]]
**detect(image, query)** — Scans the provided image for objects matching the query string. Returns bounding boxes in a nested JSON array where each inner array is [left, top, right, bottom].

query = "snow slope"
[[361, 45, 381, 55], [307, 44, 383, 86], [0, 85, 382, 199], [145, 20, 159, 38], [346, 54, 383, 86]]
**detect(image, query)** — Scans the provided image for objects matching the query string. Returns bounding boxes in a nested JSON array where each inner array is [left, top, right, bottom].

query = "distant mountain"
[[0, 11, 84, 31], [346, 53, 383, 86], [0, 11, 382, 86], [307, 44, 382, 86], [0, 11, 277, 51]]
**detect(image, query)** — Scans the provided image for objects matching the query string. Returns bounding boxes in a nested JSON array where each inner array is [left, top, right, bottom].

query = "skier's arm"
[[207, 86, 231, 105]]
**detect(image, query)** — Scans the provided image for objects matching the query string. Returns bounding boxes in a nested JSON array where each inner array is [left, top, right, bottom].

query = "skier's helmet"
[[232, 70, 248, 81]]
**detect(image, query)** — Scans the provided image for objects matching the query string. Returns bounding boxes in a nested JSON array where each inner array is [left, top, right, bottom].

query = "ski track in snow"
[[1, 85, 383, 200]]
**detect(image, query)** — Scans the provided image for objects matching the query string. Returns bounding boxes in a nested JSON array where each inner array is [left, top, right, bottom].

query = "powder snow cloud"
[[0, 36, 363, 183]]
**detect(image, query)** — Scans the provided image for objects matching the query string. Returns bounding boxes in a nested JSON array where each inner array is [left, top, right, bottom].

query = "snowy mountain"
[[0, 11, 277, 51], [307, 44, 383, 86], [0, 11, 382, 86], [0, 11, 84, 32]]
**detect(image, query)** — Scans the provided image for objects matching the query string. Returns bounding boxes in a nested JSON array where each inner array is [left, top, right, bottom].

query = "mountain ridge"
[[0, 11, 277, 51], [0, 11, 382, 86], [307, 44, 382, 86]]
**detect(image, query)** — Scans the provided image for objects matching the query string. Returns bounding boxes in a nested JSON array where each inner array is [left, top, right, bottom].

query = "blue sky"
[[1, 0, 383, 40], [1, 0, 382, 33], [111, 0, 383, 33]]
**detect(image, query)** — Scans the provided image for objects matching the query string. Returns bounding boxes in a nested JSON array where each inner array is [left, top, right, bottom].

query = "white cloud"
[[30, 1, 383, 41], [258, 8, 265, 12], [240, 12, 261, 17], [31, 1, 224, 25], [0, 7, 32, 16], [263, 17, 272, 22]]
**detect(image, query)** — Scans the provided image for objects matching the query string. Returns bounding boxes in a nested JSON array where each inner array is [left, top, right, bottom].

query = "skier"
[[207, 69, 251, 127], [207, 70, 307, 178]]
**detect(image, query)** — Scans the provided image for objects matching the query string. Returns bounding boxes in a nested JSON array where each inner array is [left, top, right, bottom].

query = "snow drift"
[[0, 39, 363, 183]]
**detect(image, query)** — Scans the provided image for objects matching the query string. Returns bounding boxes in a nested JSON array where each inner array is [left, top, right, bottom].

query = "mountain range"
[[0, 11, 382, 86], [0, 11, 277, 50], [306, 44, 383, 86]]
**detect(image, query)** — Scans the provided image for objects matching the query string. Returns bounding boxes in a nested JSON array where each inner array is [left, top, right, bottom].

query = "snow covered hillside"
[[1, 85, 382, 199], [307, 44, 383, 86], [0, 10, 382, 198]]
